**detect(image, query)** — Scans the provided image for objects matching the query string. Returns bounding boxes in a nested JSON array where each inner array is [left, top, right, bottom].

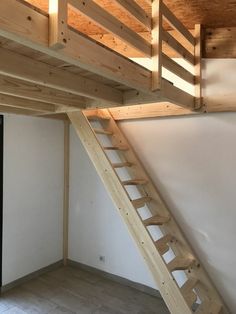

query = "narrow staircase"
[[68, 109, 229, 314]]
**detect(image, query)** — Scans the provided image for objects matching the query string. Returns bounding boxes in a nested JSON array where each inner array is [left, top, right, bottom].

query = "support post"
[[152, 0, 162, 91], [63, 120, 70, 266], [49, 0, 68, 49], [194, 24, 203, 109]]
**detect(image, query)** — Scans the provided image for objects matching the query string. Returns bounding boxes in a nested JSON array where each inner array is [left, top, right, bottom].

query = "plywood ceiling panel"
[[25, 0, 236, 32]]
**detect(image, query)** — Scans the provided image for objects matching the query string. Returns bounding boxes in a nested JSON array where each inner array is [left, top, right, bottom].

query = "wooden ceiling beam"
[[0, 93, 56, 112], [124, 79, 195, 109], [0, 104, 43, 116], [0, 75, 86, 108], [108, 103, 197, 120], [0, 0, 151, 92], [0, 47, 123, 105]]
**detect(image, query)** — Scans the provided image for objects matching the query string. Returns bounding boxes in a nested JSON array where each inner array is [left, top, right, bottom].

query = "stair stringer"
[[68, 110, 229, 314]]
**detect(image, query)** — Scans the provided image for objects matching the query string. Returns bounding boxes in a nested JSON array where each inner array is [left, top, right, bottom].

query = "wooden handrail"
[[161, 1, 195, 46], [69, 0, 151, 57], [113, 0, 151, 30]]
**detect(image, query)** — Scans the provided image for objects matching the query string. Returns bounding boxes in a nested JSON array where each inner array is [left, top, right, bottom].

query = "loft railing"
[[49, 0, 202, 108]]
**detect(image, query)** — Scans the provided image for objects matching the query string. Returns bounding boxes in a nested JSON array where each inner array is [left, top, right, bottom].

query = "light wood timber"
[[0, 105, 42, 116], [25, 0, 236, 31], [162, 30, 195, 65], [161, 80, 194, 109], [0, 75, 87, 108], [122, 179, 147, 186], [112, 162, 133, 168], [155, 234, 173, 255], [109, 103, 197, 120], [161, 1, 195, 46], [94, 128, 113, 135], [63, 120, 70, 266], [123, 79, 195, 109], [194, 24, 203, 109], [181, 278, 198, 296], [0, 0, 151, 92], [168, 257, 195, 272], [205, 27, 236, 58], [113, 0, 151, 30], [49, 0, 68, 49], [162, 53, 195, 85], [103, 146, 129, 151], [72, 109, 229, 313], [0, 47, 123, 105], [144, 215, 170, 226], [132, 196, 152, 208], [90, 27, 236, 59], [69, 0, 151, 57], [0, 93, 56, 112], [151, 0, 162, 91], [84, 109, 111, 120]]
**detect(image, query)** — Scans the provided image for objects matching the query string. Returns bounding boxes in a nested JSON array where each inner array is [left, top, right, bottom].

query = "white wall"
[[2, 115, 64, 285], [69, 128, 156, 288]]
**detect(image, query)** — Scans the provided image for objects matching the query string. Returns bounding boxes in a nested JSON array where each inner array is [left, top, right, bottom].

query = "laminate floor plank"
[[0, 266, 169, 314]]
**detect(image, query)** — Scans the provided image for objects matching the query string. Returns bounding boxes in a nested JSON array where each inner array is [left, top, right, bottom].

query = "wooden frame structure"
[[0, 1, 233, 312], [0, 0, 203, 118]]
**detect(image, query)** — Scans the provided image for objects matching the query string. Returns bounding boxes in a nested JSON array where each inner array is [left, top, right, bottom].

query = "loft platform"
[[0, 0, 202, 117]]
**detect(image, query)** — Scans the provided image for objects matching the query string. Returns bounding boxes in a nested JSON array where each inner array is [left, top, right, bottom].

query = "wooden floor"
[[0, 266, 169, 313]]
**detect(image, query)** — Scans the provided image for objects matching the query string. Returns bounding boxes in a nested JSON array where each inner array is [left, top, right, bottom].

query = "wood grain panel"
[[25, 0, 236, 33]]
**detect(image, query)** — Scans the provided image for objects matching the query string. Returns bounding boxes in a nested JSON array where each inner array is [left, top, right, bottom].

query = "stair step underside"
[[181, 278, 198, 296], [103, 146, 129, 151], [184, 291, 198, 307], [87, 115, 110, 121], [112, 162, 133, 168], [168, 256, 195, 272], [155, 234, 173, 255], [132, 196, 152, 208], [122, 179, 147, 186], [94, 128, 113, 135], [144, 215, 170, 226]]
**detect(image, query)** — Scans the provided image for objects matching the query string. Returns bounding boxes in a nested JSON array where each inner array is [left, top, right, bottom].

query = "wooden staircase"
[[68, 109, 229, 314]]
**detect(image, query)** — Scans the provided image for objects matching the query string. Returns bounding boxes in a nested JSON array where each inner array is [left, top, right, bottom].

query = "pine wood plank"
[[69, 0, 151, 56]]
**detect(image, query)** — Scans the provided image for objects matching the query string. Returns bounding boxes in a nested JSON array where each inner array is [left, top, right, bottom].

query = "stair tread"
[[94, 128, 113, 135], [168, 256, 195, 272], [112, 162, 132, 168], [155, 234, 173, 255], [144, 215, 170, 226], [122, 179, 147, 186], [103, 146, 129, 151], [185, 291, 197, 307], [87, 115, 110, 121], [132, 196, 152, 208], [195, 301, 222, 314], [181, 278, 198, 295]]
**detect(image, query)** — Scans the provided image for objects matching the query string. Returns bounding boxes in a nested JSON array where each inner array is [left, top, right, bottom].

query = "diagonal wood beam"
[[0, 47, 123, 105]]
